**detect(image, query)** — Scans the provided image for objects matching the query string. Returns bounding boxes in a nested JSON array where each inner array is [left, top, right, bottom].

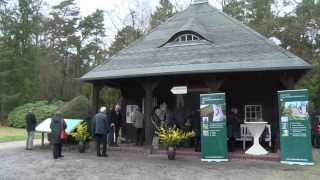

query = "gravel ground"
[[0, 143, 319, 180]]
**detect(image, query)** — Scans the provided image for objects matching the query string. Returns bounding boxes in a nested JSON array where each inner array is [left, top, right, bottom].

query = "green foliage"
[[71, 122, 91, 142], [7, 100, 63, 128], [223, 0, 274, 36], [296, 68, 320, 113], [0, 0, 43, 121], [80, 83, 92, 99], [222, 0, 320, 113], [80, 9, 107, 68], [59, 95, 90, 119], [156, 127, 195, 147], [108, 26, 142, 56], [99, 88, 122, 109], [223, 0, 246, 22]]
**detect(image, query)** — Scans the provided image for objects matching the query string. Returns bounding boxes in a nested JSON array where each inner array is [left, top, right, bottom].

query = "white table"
[[244, 122, 268, 155]]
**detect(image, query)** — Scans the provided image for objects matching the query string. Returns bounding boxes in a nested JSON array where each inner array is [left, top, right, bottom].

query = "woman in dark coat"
[[50, 111, 67, 159]]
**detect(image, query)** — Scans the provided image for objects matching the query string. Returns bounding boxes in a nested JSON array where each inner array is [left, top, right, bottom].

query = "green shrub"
[[7, 100, 64, 128], [59, 95, 90, 120]]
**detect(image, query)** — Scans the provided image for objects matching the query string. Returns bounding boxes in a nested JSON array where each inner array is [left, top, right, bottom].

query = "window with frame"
[[244, 105, 263, 122], [173, 33, 202, 42]]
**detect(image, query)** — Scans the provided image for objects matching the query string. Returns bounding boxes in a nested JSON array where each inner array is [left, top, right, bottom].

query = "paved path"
[[0, 141, 319, 180], [0, 139, 48, 150]]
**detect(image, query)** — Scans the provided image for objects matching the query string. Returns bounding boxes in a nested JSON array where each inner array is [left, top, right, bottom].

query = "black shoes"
[[97, 153, 108, 157], [53, 155, 64, 159]]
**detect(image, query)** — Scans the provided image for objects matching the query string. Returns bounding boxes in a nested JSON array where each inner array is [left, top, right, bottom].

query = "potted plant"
[[156, 127, 195, 160], [71, 122, 91, 153]]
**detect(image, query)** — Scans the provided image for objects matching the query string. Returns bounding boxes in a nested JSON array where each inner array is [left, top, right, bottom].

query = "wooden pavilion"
[[80, 0, 311, 149]]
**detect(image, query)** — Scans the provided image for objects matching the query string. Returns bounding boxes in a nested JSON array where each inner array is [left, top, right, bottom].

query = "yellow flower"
[[71, 122, 91, 142], [156, 127, 195, 147]]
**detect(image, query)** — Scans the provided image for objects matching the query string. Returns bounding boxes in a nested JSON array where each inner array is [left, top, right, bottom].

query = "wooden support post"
[[41, 132, 44, 147], [91, 83, 102, 114], [141, 80, 158, 150]]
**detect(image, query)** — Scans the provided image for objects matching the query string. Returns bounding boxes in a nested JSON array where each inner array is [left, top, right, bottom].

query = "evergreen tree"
[[149, 0, 174, 30], [108, 25, 142, 56], [292, 0, 320, 112], [222, 0, 320, 112], [79, 9, 107, 70], [46, 0, 80, 100], [0, 0, 43, 120], [41, 1, 108, 101], [223, 0, 274, 36]]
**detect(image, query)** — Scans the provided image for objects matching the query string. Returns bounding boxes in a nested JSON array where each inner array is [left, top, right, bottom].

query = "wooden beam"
[[204, 78, 224, 92], [280, 76, 295, 89], [91, 83, 103, 114], [141, 80, 159, 149]]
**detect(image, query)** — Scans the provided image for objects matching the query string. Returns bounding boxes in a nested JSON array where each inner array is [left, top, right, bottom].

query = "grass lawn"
[[0, 126, 41, 143]]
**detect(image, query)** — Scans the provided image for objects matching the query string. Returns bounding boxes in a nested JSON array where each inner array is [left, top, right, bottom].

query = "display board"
[[36, 118, 83, 134], [200, 93, 228, 162], [126, 105, 139, 123], [278, 89, 314, 165]]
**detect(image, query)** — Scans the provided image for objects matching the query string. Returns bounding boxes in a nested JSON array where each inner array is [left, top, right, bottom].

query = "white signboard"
[[35, 118, 83, 134], [170, 86, 188, 94]]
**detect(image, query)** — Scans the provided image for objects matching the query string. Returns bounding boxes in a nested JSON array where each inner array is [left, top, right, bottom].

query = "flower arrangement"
[[71, 122, 91, 142], [156, 127, 195, 147]]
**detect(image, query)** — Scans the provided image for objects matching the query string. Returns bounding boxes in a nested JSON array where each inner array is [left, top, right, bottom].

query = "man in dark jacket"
[[50, 111, 67, 159], [107, 105, 114, 146], [25, 109, 37, 150], [111, 104, 122, 146], [92, 106, 110, 157], [227, 108, 241, 152]]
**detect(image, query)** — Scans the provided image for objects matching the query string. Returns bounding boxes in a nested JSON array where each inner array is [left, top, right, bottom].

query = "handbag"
[[60, 119, 68, 140]]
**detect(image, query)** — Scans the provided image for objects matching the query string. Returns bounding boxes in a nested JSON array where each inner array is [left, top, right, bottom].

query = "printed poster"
[[200, 93, 228, 162], [278, 89, 313, 165]]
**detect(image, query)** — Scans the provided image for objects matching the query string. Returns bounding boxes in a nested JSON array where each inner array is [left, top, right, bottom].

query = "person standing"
[[107, 105, 114, 146], [92, 107, 110, 157], [25, 109, 37, 150], [151, 107, 161, 151], [111, 104, 122, 146], [133, 107, 144, 146], [50, 111, 67, 159], [227, 108, 241, 152]]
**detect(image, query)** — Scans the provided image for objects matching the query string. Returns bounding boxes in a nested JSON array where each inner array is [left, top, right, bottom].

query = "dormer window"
[[160, 30, 210, 47], [174, 33, 203, 42]]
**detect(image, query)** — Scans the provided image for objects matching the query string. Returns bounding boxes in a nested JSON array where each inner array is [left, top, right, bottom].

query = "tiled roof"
[[81, 2, 311, 81]]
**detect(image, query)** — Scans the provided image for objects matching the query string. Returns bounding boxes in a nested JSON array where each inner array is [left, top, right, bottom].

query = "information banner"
[[278, 89, 314, 165], [200, 93, 228, 162]]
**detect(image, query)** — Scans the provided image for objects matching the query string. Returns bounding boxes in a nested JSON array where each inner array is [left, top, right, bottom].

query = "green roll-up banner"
[[278, 89, 314, 165], [200, 93, 228, 162]]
